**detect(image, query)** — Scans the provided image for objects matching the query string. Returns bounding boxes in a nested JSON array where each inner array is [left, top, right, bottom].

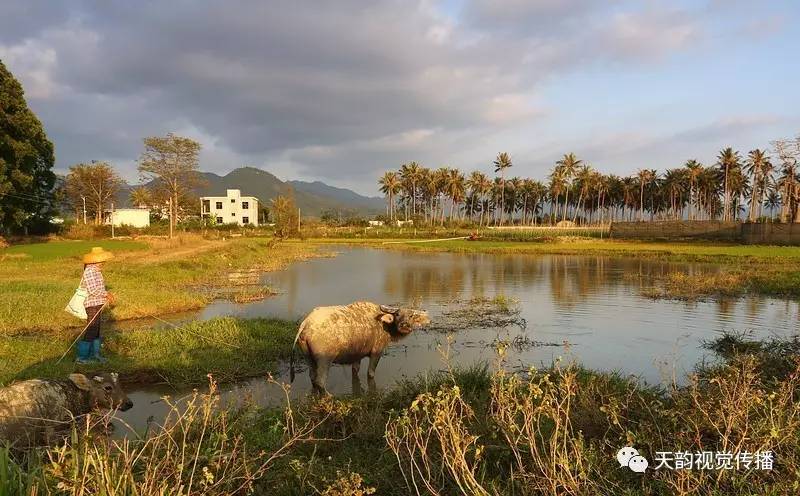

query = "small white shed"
[[107, 208, 150, 228]]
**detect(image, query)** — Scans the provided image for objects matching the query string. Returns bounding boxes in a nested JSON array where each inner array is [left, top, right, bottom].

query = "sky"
[[1, 0, 798, 196]]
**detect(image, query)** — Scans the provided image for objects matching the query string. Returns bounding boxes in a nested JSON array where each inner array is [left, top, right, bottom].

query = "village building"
[[105, 208, 150, 228], [200, 189, 260, 226]]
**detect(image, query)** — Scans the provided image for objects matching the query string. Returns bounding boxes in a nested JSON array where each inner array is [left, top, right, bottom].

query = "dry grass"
[[1, 377, 334, 495]]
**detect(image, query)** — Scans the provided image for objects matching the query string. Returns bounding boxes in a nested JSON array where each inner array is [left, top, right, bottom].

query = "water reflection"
[[116, 247, 799, 434]]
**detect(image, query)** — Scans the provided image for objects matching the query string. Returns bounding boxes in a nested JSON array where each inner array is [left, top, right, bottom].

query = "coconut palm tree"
[[555, 153, 581, 222], [378, 171, 401, 221], [399, 162, 423, 219], [434, 167, 450, 225], [444, 168, 466, 221], [662, 168, 686, 220], [493, 152, 513, 225], [636, 169, 656, 221], [764, 190, 780, 221], [572, 164, 593, 224], [129, 187, 152, 209], [473, 172, 493, 226], [716, 148, 741, 221], [745, 149, 771, 222], [548, 167, 567, 225], [683, 160, 703, 220]]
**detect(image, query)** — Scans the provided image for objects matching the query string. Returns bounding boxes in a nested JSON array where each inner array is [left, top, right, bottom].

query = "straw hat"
[[83, 246, 114, 264]]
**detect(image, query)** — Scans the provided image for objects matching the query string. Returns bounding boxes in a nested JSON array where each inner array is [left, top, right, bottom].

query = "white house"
[[105, 208, 150, 228], [201, 189, 260, 226]]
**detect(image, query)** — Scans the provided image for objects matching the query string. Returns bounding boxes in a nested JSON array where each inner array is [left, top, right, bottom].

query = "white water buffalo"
[[0, 372, 133, 447], [291, 301, 430, 393]]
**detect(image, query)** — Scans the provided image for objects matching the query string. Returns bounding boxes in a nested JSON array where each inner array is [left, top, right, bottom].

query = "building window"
[[231, 212, 236, 216], [231, 198, 236, 203], [216, 217, 223, 224], [242, 217, 249, 224], [202, 200, 210, 212], [216, 201, 222, 209], [242, 201, 249, 209]]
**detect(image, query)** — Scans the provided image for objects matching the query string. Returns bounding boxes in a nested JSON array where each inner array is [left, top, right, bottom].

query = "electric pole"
[[168, 198, 174, 239], [81, 196, 87, 224]]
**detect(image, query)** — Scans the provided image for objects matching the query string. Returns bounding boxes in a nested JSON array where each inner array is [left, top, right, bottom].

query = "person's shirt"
[[81, 264, 108, 307]]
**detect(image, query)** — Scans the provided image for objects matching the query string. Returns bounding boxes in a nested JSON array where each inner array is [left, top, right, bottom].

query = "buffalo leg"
[[308, 361, 317, 384], [367, 353, 381, 379], [312, 358, 330, 394], [352, 359, 361, 377]]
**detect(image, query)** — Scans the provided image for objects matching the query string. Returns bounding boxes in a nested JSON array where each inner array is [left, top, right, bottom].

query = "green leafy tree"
[[0, 60, 56, 233]]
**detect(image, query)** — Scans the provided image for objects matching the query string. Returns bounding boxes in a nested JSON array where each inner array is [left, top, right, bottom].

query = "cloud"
[[0, 0, 793, 193]]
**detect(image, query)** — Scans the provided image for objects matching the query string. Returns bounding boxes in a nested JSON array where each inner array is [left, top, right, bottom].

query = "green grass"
[[3, 239, 147, 261], [0, 236, 319, 335], [0, 317, 296, 387], [336, 238, 800, 261]]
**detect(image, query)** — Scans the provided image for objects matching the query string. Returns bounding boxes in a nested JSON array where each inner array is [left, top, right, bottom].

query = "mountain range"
[[118, 167, 384, 216]]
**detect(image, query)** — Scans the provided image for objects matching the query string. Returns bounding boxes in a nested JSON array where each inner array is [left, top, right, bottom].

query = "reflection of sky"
[[117, 247, 800, 433]]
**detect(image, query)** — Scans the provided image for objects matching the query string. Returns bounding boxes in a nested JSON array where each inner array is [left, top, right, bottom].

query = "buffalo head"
[[379, 305, 430, 335], [69, 372, 133, 411]]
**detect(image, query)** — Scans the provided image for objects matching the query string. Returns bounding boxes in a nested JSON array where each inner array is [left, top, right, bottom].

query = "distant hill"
[[288, 180, 384, 211], [117, 167, 383, 216]]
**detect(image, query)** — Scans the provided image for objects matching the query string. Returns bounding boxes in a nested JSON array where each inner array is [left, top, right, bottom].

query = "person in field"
[[77, 247, 116, 364]]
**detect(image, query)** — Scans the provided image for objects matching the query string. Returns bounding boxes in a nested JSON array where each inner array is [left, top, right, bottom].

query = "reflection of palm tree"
[[493, 152, 513, 225], [378, 171, 401, 221]]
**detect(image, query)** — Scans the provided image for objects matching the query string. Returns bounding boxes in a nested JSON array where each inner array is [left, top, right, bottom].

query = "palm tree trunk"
[[639, 183, 644, 221]]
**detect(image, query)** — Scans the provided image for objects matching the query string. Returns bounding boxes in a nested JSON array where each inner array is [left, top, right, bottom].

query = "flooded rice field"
[[116, 247, 800, 434]]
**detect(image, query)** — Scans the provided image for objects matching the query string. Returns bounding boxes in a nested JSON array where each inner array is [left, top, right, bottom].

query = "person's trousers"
[[82, 305, 104, 342]]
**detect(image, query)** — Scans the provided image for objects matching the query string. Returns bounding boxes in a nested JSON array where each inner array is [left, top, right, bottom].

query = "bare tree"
[[772, 137, 799, 222], [138, 133, 201, 238], [65, 161, 123, 225]]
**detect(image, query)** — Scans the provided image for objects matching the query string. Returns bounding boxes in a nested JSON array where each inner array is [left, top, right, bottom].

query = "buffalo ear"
[[380, 313, 395, 324], [69, 373, 92, 391]]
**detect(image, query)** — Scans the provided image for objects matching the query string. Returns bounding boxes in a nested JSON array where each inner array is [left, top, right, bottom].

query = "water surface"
[[116, 247, 799, 433]]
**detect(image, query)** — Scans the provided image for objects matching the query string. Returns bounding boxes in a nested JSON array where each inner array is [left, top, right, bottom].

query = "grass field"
[[0, 317, 295, 387], [0, 235, 319, 335]]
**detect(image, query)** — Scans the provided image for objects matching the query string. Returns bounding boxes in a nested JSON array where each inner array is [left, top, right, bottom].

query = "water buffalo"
[[0, 372, 133, 447], [290, 301, 430, 393]]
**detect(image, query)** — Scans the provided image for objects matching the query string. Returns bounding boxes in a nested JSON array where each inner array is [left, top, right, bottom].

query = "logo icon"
[[617, 447, 649, 473]]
